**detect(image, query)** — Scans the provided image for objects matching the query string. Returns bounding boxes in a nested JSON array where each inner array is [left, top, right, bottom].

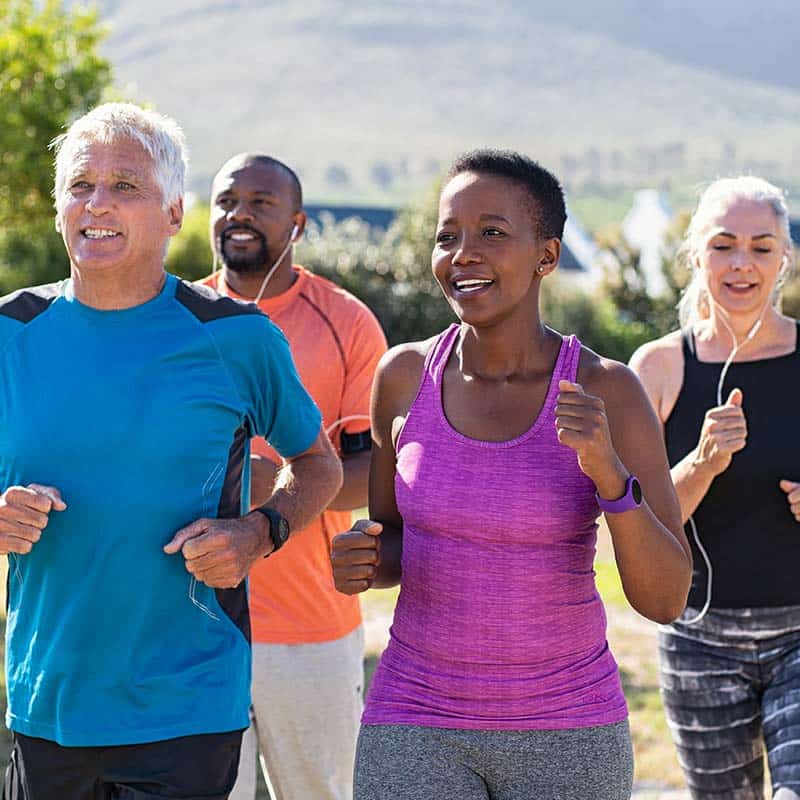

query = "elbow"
[[328, 451, 344, 501], [636, 571, 692, 625], [646, 601, 688, 626]]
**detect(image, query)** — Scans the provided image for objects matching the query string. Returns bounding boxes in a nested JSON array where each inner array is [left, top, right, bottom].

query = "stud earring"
[[536, 265, 545, 274]]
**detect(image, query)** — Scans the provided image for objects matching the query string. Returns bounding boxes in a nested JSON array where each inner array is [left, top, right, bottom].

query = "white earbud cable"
[[682, 297, 771, 625]]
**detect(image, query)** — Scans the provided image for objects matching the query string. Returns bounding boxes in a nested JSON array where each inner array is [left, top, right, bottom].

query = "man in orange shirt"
[[202, 153, 387, 800]]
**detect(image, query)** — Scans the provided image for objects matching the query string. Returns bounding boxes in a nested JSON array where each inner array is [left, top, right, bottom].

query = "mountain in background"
[[95, 0, 800, 204]]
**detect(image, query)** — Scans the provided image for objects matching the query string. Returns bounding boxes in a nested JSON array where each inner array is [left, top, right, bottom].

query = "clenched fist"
[[330, 519, 382, 595], [555, 380, 623, 487], [694, 388, 747, 476], [0, 484, 67, 555]]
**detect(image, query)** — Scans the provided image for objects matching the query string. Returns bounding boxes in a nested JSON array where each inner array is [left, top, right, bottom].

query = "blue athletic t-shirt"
[[0, 274, 322, 746]]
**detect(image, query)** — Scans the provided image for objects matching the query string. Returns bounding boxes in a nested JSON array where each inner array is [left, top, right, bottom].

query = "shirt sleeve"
[[339, 306, 388, 436], [215, 314, 322, 458]]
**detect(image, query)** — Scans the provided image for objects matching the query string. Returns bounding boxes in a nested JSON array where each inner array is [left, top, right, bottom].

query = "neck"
[[457, 312, 553, 381], [219, 256, 296, 301], [71, 265, 167, 310], [703, 302, 778, 347]]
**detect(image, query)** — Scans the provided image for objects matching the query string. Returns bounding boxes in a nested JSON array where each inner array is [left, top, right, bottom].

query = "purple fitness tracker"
[[596, 475, 643, 514]]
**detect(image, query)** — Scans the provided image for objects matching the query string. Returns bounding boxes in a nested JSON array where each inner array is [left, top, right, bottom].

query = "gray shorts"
[[354, 720, 633, 800]]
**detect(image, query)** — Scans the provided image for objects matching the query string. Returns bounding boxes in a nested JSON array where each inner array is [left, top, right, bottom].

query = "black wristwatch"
[[254, 507, 290, 556]]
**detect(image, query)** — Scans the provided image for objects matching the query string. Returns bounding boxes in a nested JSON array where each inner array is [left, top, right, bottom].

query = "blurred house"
[[621, 190, 674, 297]]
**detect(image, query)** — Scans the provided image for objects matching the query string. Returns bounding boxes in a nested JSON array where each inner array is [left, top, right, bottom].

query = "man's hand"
[[556, 381, 627, 498], [330, 519, 382, 595], [693, 388, 747, 476], [0, 484, 66, 555], [163, 512, 270, 588], [780, 480, 800, 523]]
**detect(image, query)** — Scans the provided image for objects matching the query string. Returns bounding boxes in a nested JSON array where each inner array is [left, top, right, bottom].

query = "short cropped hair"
[[52, 102, 188, 210], [445, 149, 567, 239], [248, 155, 302, 210], [215, 154, 303, 212]]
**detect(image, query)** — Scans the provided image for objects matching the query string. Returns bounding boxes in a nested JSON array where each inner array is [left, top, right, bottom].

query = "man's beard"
[[218, 231, 270, 274]]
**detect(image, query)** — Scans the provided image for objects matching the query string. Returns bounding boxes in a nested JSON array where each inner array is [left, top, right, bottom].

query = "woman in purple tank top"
[[331, 150, 691, 800]]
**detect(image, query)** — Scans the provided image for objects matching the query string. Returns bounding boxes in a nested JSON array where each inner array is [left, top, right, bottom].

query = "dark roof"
[[791, 218, 800, 246], [305, 204, 396, 230]]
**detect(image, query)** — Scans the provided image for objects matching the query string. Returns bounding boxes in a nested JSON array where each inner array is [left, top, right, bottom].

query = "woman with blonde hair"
[[631, 176, 800, 799]]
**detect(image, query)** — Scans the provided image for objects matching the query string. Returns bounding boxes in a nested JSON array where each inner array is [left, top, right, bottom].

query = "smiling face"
[[210, 159, 302, 275], [696, 197, 788, 318], [56, 137, 182, 280], [432, 171, 558, 327]]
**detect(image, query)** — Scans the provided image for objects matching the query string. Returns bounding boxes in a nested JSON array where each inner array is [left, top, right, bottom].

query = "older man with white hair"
[[0, 103, 342, 799]]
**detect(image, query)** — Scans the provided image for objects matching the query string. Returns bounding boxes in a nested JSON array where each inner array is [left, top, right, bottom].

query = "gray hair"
[[677, 176, 794, 329], [52, 102, 188, 210]]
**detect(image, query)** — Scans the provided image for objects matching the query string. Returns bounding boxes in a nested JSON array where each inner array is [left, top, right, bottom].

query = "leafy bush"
[[164, 201, 213, 281]]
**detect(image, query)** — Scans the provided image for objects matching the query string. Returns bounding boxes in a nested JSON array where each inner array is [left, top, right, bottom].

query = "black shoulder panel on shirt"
[[174, 280, 264, 323], [0, 283, 61, 323]]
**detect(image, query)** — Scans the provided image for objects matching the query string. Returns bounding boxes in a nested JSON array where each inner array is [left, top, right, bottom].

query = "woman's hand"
[[556, 380, 627, 499], [330, 519, 383, 595], [693, 388, 747, 477], [780, 480, 800, 522]]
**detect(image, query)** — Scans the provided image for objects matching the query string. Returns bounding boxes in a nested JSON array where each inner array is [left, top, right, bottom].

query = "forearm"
[[595, 465, 691, 623], [606, 505, 692, 623], [371, 521, 403, 589], [328, 451, 370, 511], [261, 448, 343, 534], [249, 454, 278, 509], [671, 449, 716, 523]]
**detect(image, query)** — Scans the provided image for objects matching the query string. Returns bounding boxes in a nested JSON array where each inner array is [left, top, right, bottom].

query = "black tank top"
[[664, 323, 800, 608]]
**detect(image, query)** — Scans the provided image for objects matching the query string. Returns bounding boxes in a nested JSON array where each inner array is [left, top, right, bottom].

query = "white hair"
[[677, 176, 794, 329], [51, 102, 188, 211]]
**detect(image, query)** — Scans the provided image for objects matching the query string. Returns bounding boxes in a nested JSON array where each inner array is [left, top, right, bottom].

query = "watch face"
[[276, 516, 290, 544], [632, 478, 643, 505]]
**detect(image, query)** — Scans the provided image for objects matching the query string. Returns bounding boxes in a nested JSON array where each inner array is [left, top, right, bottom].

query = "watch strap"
[[254, 506, 290, 555], [596, 475, 642, 514]]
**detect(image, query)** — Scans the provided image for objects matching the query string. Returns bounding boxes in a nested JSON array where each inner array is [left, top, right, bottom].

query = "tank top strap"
[[681, 328, 696, 361], [559, 334, 583, 384], [427, 324, 460, 386]]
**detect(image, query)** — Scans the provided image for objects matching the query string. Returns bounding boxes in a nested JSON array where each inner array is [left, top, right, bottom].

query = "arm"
[[328, 449, 370, 511], [164, 428, 342, 588], [249, 442, 369, 512], [630, 340, 747, 524], [331, 344, 425, 594], [329, 308, 388, 512], [668, 388, 745, 522], [557, 360, 691, 623]]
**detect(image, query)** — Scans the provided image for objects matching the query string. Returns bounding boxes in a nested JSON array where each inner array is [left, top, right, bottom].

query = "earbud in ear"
[[290, 223, 300, 241]]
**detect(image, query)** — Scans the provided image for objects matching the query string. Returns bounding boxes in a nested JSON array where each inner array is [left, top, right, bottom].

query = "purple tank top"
[[362, 324, 627, 730]]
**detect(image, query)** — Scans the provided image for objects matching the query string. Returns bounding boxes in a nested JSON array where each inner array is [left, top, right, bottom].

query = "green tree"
[[0, 0, 112, 290], [165, 202, 214, 281]]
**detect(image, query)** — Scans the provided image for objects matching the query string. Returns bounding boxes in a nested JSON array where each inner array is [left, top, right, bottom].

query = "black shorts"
[[3, 729, 244, 800]]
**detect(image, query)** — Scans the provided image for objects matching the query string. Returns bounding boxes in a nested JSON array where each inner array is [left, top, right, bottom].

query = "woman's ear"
[[536, 238, 561, 277]]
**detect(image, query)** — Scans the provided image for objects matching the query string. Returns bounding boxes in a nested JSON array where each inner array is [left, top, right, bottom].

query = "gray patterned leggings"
[[354, 720, 633, 800], [659, 606, 800, 799]]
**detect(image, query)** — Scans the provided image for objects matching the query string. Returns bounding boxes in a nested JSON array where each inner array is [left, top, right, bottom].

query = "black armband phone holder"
[[341, 429, 372, 455]]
